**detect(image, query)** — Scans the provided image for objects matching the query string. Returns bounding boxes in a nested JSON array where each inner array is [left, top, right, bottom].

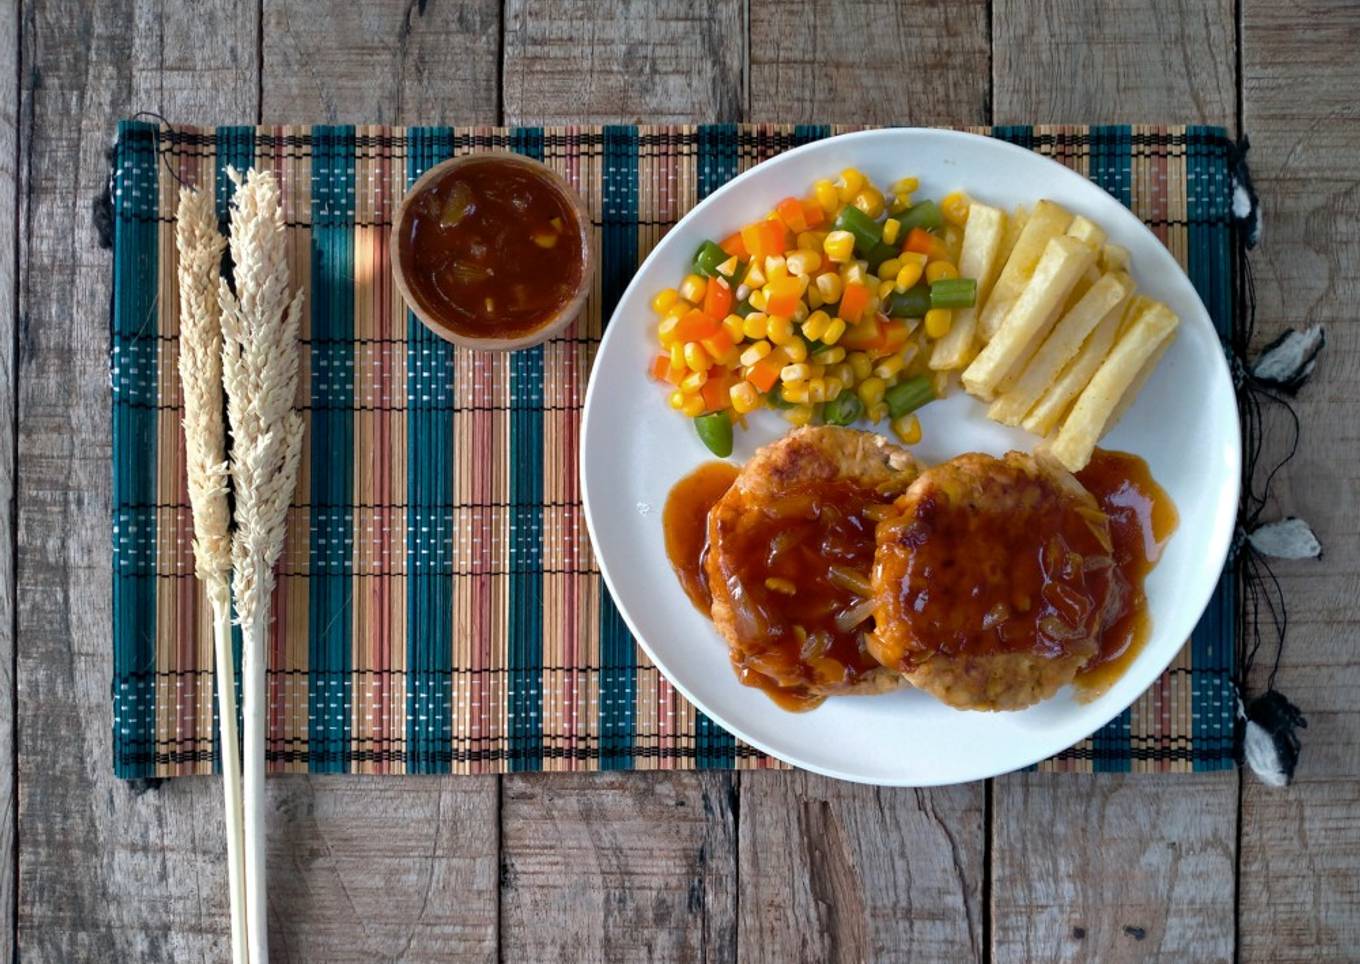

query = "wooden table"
[[5, 1, 1357, 960]]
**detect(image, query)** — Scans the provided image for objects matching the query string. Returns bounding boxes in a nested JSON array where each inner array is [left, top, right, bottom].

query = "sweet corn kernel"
[[670, 342, 686, 372], [926, 260, 959, 283], [825, 376, 845, 400], [748, 289, 768, 311], [792, 301, 810, 323], [802, 310, 832, 342], [823, 230, 855, 263], [813, 179, 839, 214], [652, 288, 680, 314], [881, 217, 902, 246], [681, 394, 706, 418], [784, 337, 809, 363], [680, 370, 708, 393], [786, 249, 822, 277], [781, 381, 810, 404], [815, 272, 843, 304], [742, 312, 769, 341], [892, 413, 922, 444], [822, 318, 847, 345], [875, 354, 905, 379], [941, 190, 971, 227], [786, 404, 815, 427], [722, 313, 746, 341], [857, 376, 887, 407], [668, 390, 685, 410], [868, 401, 889, 423], [658, 314, 682, 347], [943, 224, 964, 261], [806, 285, 825, 310], [852, 187, 886, 219], [837, 167, 866, 202], [830, 362, 854, 386], [890, 177, 920, 195], [739, 340, 772, 367], [848, 352, 873, 381], [683, 341, 710, 372], [744, 261, 767, 288], [679, 273, 707, 303], [878, 257, 902, 281], [767, 315, 795, 345], [932, 368, 952, 398], [924, 308, 953, 339], [716, 255, 740, 280], [664, 301, 692, 323], [812, 346, 846, 366], [841, 261, 868, 287], [889, 193, 913, 215], [895, 252, 929, 292], [797, 230, 827, 252], [781, 363, 813, 383], [877, 279, 896, 300], [803, 378, 824, 404], [730, 381, 760, 414], [765, 255, 788, 282]]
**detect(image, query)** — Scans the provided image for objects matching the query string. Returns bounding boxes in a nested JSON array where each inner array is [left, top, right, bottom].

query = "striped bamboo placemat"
[[110, 122, 1239, 779]]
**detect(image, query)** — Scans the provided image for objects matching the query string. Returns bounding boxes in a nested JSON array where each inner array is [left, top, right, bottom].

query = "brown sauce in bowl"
[[396, 157, 585, 341]]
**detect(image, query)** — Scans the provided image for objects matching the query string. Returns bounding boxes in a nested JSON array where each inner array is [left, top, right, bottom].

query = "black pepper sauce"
[[397, 158, 584, 339], [664, 463, 888, 712], [1074, 449, 1179, 698]]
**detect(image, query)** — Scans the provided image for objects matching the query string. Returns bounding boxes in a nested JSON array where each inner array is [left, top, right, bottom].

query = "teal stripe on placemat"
[[1186, 126, 1237, 771], [1086, 125, 1135, 772], [691, 124, 740, 770], [308, 125, 357, 773], [792, 124, 832, 147], [111, 120, 160, 779], [991, 124, 1035, 150], [406, 126, 456, 774], [507, 127, 546, 771], [597, 125, 639, 769], [212, 125, 255, 775]]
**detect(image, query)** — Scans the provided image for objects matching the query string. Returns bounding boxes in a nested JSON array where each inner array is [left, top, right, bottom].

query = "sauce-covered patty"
[[704, 427, 920, 711], [397, 157, 584, 339], [871, 451, 1127, 710]]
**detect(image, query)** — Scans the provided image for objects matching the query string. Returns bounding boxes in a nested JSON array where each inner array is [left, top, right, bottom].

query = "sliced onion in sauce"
[[438, 181, 476, 228], [834, 596, 878, 634], [827, 565, 874, 597]]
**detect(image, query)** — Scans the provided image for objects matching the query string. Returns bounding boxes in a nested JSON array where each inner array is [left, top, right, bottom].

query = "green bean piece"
[[929, 277, 978, 310], [833, 204, 883, 253], [884, 376, 935, 419], [692, 240, 730, 278], [694, 411, 734, 458], [897, 200, 944, 233], [864, 242, 900, 272], [885, 284, 933, 319], [823, 389, 864, 426]]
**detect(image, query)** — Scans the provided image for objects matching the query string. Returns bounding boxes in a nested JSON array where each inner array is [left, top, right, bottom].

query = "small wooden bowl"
[[390, 151, 593, 351]]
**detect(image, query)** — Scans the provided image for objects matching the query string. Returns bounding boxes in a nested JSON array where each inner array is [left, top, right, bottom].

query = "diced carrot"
[[746, 356, 781, 393], [800, 198, 825, 228], [674, 308, 721, 342], [765, 276, 803, 317], [840, 317, 884, 351], [904, 227, 950, 261], [741, 219, 790, 262], [664, 361, 685, 385], [649, 354, 671, 381], [702, 370, 735, 412], [703, 277, 733, 319], [719, 231, 749, 258], [839, 281, 871, 324], [775, 197, 808, 233], [880, 318, 910, 354], [700, 328, 735, 361]]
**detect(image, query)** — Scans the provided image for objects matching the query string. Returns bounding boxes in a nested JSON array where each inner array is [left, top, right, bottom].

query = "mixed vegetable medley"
[[647, 168, 979, 457]]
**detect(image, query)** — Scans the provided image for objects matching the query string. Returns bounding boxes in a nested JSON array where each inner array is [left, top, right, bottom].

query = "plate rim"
[[580, 126, 1242, 786]]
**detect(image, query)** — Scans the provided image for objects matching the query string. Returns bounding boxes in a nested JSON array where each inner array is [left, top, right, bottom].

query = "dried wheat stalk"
[[220, 166, 305, 964], [175, 185, 248, 964]]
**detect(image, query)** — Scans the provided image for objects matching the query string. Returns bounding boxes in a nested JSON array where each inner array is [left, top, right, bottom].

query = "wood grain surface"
[[6, 0, 1359, 961], [1238, 1, 1360, 959]]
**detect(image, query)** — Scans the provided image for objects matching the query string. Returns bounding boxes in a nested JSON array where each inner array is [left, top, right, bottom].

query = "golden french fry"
[[988, 271, 1134, 426], [1062, 263, 1102, 314], [1101, 243, 1130, 273], [1066, 215, 1107, 249], [994, 205, 1029, 287], [962, 235, 1095, 400], [1047, 301, 1180, 471], [1107, 329, 1176, 429], [977, 200, 1073, 340], [929, 201, 1007, 371]]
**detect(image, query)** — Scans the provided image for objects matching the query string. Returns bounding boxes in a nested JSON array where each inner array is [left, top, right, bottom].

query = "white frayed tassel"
[[1249, 518, 1322, 560]]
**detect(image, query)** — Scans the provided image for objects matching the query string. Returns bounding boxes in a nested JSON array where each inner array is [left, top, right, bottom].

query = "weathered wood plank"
[[502, 0, 746, 124], [749, 0, 990, 125], [992, 773, 1236, 962], [0, 1, 17, 960], [260, 0, 500, 124], [257, 4, 505, 959], [500, 772, 738, 962], [738, 773, 984, 963], [989, 4, 1242, 960], [16, 1, 258, 959], [1238, 2, 1360, 959], [991, 0, 1237, 128]]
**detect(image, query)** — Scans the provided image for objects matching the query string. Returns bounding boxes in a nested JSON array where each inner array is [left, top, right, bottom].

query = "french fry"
[[961, 235, 1095, 400], [1107, 329, 1176, 429], [1062, 263, 1102, 314], [994, 205, 1029, 286], [1101, 243, 1130, 273], [1047, 301, 1180, 471], [977, 200, 1073, 341], [929, 201, 1007, 370], [988, 271, 1134, 426], [1066, 215, 1107, 250]]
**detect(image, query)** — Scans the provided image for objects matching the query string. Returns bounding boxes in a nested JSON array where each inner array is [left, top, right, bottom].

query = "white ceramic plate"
[[581, 128, 1239, 786]]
